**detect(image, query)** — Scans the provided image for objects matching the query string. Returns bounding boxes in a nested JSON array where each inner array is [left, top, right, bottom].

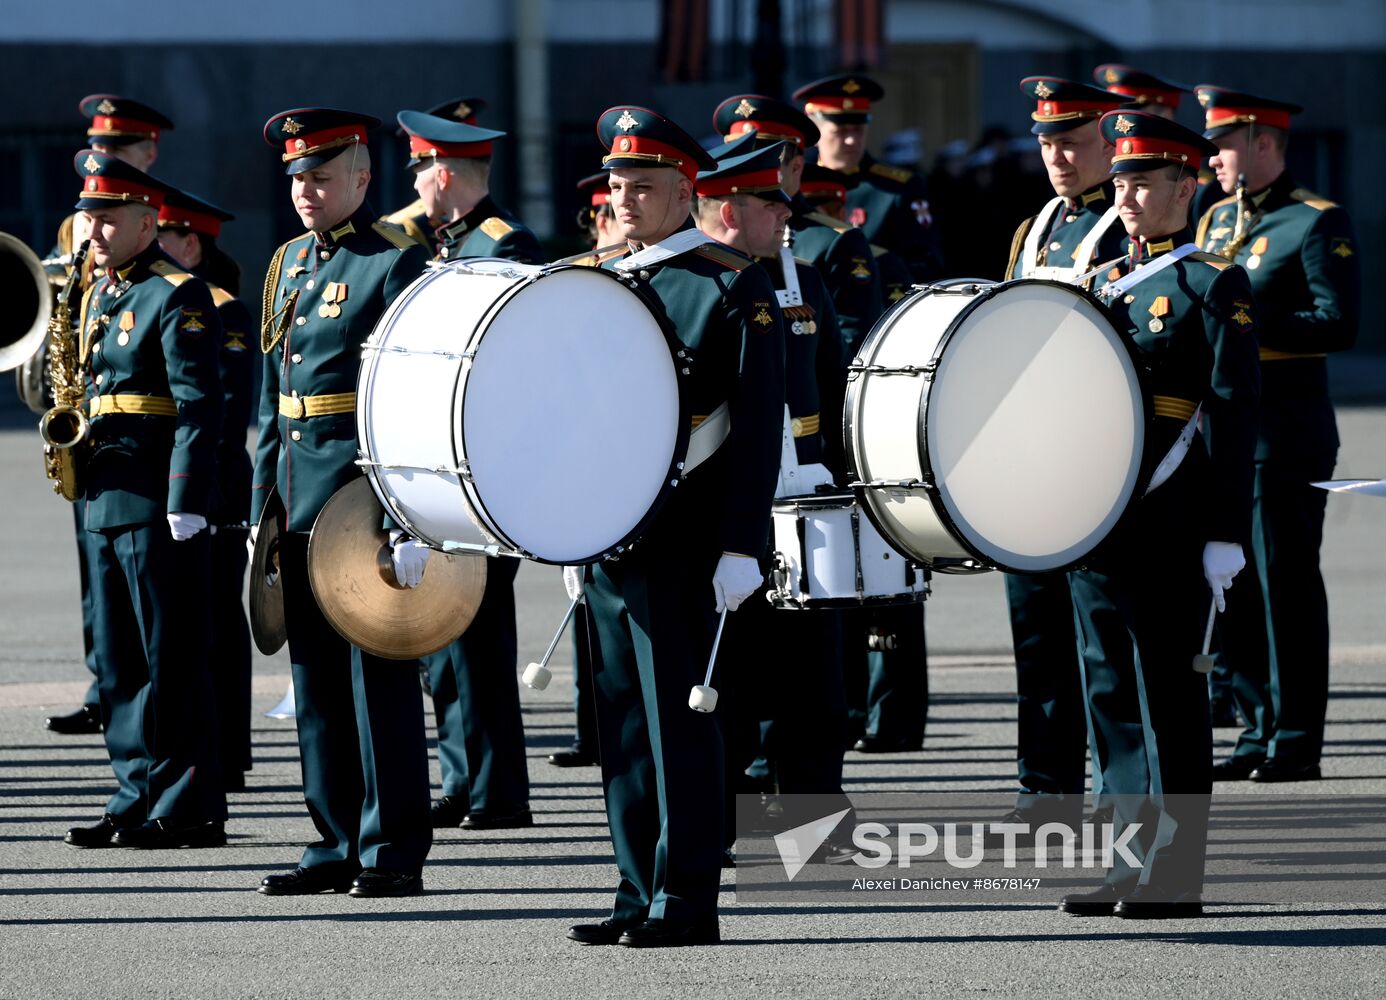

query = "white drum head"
[[926, 281, 1143, 571], [459, 267, 681, 563]]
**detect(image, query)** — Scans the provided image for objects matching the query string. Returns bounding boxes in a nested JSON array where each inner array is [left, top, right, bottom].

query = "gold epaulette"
[[1188, 251, 1233, 271], [383, 198, 425, 225], [479, 216, 514, 240], [694, 244, 750, 271], [1005, 216, 1035, 279], [208, 284, 235, 308], [149, 259, 194, 286], [803, 210, 851, 233], [1291, 187, 1338, 211], [1194, 196, 1237, 246], [869, 162, 913, 184], [573, 246, 628, 268], [371, 221, 420, 251]]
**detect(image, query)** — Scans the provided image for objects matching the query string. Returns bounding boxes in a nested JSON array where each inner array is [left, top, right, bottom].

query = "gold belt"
[[1152, 395, 1198, 422], [1259, 348, 1326, 362], [279, 391, 356, 420], [88, 394, 177, 417], [790, 413, 820, 437]]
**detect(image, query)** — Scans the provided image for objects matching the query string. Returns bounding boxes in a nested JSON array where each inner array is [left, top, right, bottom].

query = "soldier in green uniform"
[[1001, 77, 1128, 830], [381, 96, 488, 246], [1195, 86, 1360, 783], [1061, 111, 1259, 918], [62, 151, 228, 850], [252, 108, 433, 897], [793, 74, 944, 281], [565, 106, 783, 949], [396, 109, 541, 829], [156, 187, 255, 791], [46, 95, 175, 737]]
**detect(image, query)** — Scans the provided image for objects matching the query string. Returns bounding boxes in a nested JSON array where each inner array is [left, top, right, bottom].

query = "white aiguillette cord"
[[615, 228, 717, 272], [775, 246, 803, 308], [1095, 242, 1200, 299]]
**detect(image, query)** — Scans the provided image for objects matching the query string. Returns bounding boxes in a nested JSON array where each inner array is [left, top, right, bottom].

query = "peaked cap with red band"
[[79, 94, 174, 146], [395, 95, 489, 137], [799, 161, 851, 205], [72, 149, 166, 211], [1020, 76, 1125, 135], [597, 106, 715, 183], [1100, 110, 1218, 173], [1094, 65, 1190, 111], [263, 107, 380, 176], [577, 171, 611, 207], [696, 141, 791, 205], [1194, 85, 1302, 139], [158, 186, 234, 238], [713, 94, 819, 149], [792, 74, 884, 124], [396, 109, 507, 169]]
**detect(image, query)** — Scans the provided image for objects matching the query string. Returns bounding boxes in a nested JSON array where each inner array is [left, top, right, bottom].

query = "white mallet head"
[[689, 684, 718, 713], [1191, 653, 1214, 675], [522, 662, 552, 691]]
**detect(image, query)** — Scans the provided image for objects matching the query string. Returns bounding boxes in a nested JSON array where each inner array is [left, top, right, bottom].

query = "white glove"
[[1203, 541, 1246, 613], [563, 565, 585, 601], [167, 512, 207, 542], [388, 529, 430, 588], [711, 552, 763, 613], [247, 522, 259, 559]]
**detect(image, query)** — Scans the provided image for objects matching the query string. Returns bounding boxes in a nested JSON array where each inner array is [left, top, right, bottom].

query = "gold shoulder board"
[[1190, 251, 1233, 271], [479, 217, 514, 240], [371, 221, 419, 251], [149, 260, 194, 286], [869, 162, 912, 183], [1291, 188, 1338, 211], [694, 244, 750, 271], [804, 210, 851, 233], [207, 284, 235, 307]]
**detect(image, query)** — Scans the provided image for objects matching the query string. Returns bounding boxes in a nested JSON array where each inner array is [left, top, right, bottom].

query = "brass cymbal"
[[249, 488, 287, 656], [307, 477, 488, 660]]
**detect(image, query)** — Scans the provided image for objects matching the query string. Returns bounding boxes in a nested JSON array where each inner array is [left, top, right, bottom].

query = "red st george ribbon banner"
[[838, 0, 884, 69]]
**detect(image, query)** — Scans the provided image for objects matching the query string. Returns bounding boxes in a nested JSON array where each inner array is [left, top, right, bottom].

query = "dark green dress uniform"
[[788, 198, 883, 362], [996, 78, 1129, 823], [1194, 86, 1360, 779], [583, 107, 784, 934], [252, 109, 432, 883], [72, 152, 226, 836], [1068, 107, 1261, 910], [396, 109, 543, 826], [381, 98, 490, 249]]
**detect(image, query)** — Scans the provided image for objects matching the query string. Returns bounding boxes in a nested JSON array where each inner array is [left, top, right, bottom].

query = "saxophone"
[[38, 239, 91, 502], [1218, 173, 1261, 261]]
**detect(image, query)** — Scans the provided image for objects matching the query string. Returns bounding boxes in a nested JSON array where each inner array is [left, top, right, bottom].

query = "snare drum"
[[357, 260, 688, 564], [769, 492, 928, 609], [845, 279, 1146, 574]]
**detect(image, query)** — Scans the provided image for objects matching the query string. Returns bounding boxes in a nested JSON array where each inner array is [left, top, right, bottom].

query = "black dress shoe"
[[852, 735, 922, 754], [548, 747, 598, 767], [65, 814, 122, 848], [1249, 758, 1322, 783], [348, 868, 423, 898], [567, 918, 642, 945], [259, 866, 357, 895], [1059, 882, 1132, 916], [112, 818, 226, 849], [431, 795, 469, 828], [1114, 886, 1203, 919], [819, 840, 860, 865], [618, 917, 720, 948], [46, 704, 102, 735], [460, 807, 533, 830], [1211, 755, 1264, 781]]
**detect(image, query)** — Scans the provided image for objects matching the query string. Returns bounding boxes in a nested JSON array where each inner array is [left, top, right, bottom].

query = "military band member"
[[1062, 111, 1259, 918], [793, 74, 944, 280], [1195, 86, 1361, 783], [566, 106, 783, 949], [382, 96, 489, 246], [574, 170, 620, 254], [252, 108, 433, 897], [156, 187, 255, 790], [1002, 76, 1127, 829], [397, 109, 539, 829], [62, 152, 227, 850], [1094, 64, 1187, 121], [47, 95, 174, 737]]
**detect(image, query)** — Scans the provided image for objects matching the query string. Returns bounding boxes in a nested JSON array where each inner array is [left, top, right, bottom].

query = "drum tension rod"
[[849, 477, 934, 490], [846, 362, 937, 378]]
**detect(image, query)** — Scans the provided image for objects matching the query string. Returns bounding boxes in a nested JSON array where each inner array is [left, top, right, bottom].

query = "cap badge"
[[1043, 102, 1053, 115], [86, 179, 98, 191], [294, 139, 307, 152], [735, 99, 756, 118], [842, 79, 861, 94], [1104, 68, 1120, 84], [96, 99, 116, 115], [282, 117, 304, 135], [619, 137, 632, 152], [1197, 91, 1212, 107], [83, 154, 101, 174], [1121, 139, 1133, 154], [1034, 81, 1054, 99], [453, 102, 472, 120], [616, 110, 639, 132], [1114, 115, 1135, 134]]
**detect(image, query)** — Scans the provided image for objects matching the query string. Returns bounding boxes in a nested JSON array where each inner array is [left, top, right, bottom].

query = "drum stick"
[[689, 608, 729, 713], [1192, 596, 1217, 674], [522, 595, 583, 690], [1074, 253, 1130, 292]]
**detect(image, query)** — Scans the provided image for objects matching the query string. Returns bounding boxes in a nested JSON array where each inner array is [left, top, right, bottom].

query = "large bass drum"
[[844, 279, 1147, 574], [358, 259, 688, 564]]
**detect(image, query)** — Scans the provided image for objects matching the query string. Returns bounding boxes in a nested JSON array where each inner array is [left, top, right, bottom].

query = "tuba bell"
[[0, 232, 55, 396]]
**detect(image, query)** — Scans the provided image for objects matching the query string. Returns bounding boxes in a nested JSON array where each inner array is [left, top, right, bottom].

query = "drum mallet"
[[1192, 596, 1218, 674], [689, 608, 729, 713], [523, 595, 583, 691]]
